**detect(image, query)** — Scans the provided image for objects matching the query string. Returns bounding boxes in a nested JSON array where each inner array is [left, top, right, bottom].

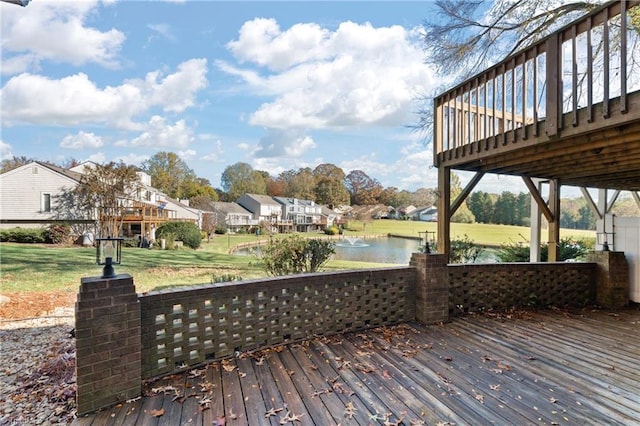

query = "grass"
[[0, 220, 595, 294]]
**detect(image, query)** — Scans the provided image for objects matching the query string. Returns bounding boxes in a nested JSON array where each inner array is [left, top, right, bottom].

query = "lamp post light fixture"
[[96, 237, 123, 278]]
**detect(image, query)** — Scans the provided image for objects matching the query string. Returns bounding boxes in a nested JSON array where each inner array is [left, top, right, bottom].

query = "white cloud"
[[0, 141, 13, 160], [140, 58, 208, 113], [1, 0, 125, 74], [85, 152, 106, 164], [130, 116, 194, 149], [254, 128, 316, 158], [177, 149, 196, 160], [113, 153, 149, 167], [60, 131, 104, 149], [0, 59, 208, 128], [220, 19, 434, 130], [147, 23, 176, 42]]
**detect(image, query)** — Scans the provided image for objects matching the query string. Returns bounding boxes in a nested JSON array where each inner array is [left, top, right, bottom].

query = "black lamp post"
[[96, 237, 123, 278]]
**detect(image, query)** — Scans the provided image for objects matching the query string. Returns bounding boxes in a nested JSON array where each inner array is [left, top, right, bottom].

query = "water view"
[[236, 236, 497, 264], [333, 236, 419, 264]]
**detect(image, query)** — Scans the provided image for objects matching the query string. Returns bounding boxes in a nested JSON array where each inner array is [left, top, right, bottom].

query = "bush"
[[450, 234, 483, 263], [44, 224, 73, 245], [324, 225, 339, 235], [214, 225, 228, 235], [0, 227, 46, 243], [261, 235, 335, 275], [497, 237, 592, 262], [156, 221, 202, 249]]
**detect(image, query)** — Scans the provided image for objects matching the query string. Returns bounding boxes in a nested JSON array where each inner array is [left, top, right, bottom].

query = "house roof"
[[211, 202, 252, 215], [36, 161, 84, 182], [241, 193, 279, 205]]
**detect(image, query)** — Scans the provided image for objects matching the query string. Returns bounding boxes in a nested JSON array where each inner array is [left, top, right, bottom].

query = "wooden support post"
[[437, 166, 451, 262], [547, 180, 561, 262], [528, 178, 543, 262]]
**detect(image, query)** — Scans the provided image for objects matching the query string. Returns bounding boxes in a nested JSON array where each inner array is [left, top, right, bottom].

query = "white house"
[[273, 197, 323, 232], [0, 161, 201, 239], [0, 161, 93, 230]]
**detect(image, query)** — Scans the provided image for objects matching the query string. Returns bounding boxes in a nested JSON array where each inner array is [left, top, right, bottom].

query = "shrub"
[[0, 227, 46, 243], [449, 234, 483, 263], [156, 221, 202, 249], [324, 225, 339, 235], [214, 225, 228, 235], [261, 235, 335, 276], [44, 224, 73, 245], [497, 237, 592, 262]]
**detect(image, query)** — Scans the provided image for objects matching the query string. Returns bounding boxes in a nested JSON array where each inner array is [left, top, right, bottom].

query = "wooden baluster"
[[603, 7, 610, 118], [511, 58, 516, 142], [533, 46, 538, 136], [572, 24, 578, 127], [587, 16, 593, 123], [522, 53, 528, 140], [546, 33, 560, 137], [620, 0, 627, 114]]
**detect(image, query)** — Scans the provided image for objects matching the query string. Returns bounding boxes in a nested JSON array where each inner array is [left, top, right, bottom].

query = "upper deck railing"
[[434, 0, 640, 164]]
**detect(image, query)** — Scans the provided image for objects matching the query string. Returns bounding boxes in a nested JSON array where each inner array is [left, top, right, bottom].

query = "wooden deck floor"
[[73, 308, 640, 426]]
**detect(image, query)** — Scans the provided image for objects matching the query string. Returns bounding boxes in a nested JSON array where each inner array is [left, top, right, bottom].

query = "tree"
[[189, 194, 215, 210], [467, 191, 494, 223], [0, 155, 35, 173], [345, 170, 383, 205], [284, 168, 315, 200], [221, 162, 266, 200], [493, 191, 518, 225], [422, 0, 602, 79], [142, 152, 197, 199], [312, 163, 350, 207], [64, 162, 144, 237]]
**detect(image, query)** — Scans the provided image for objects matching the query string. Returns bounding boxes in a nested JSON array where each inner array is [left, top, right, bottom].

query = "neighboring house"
[[237, 193, 292, 232], [209, 202, 256, 233], [417, 206, 438, 222], [0, 161, 200, 239], [273, 197, 323, 232], [0, 161, 93, 231], [320, 205, 339, 228], [389, 205, 417, 219]]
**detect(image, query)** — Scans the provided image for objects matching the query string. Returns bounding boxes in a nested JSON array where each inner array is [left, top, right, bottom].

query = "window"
[[41, 193, 51, 212]]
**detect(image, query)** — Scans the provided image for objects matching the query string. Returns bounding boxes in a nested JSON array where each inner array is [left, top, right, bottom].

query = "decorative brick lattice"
[[140, 268, 414, 378], [447, 263, 596, 316]]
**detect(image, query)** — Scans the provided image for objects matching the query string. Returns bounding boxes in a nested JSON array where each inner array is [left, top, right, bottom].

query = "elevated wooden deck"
[[74, 307, 640, 425], [434, 0, 640, 191]]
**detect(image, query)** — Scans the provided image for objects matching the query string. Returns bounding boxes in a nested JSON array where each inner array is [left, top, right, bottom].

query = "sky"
[[1, 0, 538, 196]]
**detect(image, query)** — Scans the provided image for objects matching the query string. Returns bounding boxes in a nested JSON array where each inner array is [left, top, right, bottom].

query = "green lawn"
[[0, 220, 595, 294]]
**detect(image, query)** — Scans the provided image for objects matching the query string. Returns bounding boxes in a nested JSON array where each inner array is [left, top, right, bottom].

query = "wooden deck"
[[73, 307, 640, 425]]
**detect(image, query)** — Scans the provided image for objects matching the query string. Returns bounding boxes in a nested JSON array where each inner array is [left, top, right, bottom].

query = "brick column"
[[411, 253, 449, 324], [75, 274, 141, 415], [587, 251, 629, 309]]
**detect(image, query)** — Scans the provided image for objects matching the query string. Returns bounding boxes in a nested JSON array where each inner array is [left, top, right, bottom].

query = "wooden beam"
[[522, 177, 553, 222], [547, 180, 561, 262], [450, 172, 485, 217], [580, 187, 602, 220], [437, 166, 451, 262]]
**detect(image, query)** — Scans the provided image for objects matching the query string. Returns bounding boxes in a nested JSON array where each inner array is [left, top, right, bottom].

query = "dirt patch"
[[0, 291, 76, 320]]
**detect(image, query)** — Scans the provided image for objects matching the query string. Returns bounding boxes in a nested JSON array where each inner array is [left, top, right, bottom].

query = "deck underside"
[[437, 92, 640, 191], [74, 307, 640, 425]]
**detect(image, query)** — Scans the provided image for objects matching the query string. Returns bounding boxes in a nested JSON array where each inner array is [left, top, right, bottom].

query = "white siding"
[[0, 163, 78, 228], [613, 216, 640, 303]]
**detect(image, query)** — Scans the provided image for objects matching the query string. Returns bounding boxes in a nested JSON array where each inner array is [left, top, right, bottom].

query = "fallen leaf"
[[150, 408, 165, 417]]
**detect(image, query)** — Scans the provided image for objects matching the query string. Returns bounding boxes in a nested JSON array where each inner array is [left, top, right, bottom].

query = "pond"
[[236, 236, 498, 265]]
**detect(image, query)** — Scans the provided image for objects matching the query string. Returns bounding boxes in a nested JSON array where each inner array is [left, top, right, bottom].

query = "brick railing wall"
[[447, 262, 596, 316], [76, 253, 620, 415], [139, 267, 415, 379]]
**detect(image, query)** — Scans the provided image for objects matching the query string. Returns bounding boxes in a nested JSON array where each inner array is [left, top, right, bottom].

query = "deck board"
[[74, 308, 640, 425]]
